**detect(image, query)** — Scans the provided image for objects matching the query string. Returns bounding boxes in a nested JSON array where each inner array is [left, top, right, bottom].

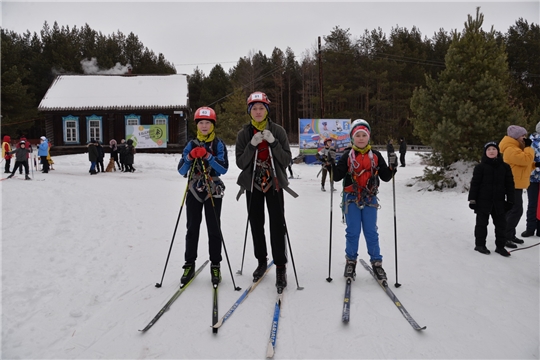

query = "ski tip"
[[266, 343, 275, 358]]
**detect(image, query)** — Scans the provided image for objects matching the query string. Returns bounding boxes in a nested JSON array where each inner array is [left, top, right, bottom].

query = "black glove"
[[469, 200, 476, 210], [524, 138, 532, 147], [504, 201, 514, 212], [535, 162, 540, 168]]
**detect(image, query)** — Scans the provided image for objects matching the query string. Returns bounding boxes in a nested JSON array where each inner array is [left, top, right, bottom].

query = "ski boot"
[[180, 262, 195, 286], [371, 261, 387, 285], [275, 265, 287, 292], [210, 264, 221, 285], [344, 258, 356, 279], [25, 175, 31, 180], [321, 185, 326, 192], [7, 174, 14, 179], [253, 258, 267, 282]]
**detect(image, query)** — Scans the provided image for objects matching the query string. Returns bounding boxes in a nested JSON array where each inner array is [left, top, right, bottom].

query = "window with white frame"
[[62, 115, 79, 144], [88, 119, 101, 141], [126, 118, 139, 125]]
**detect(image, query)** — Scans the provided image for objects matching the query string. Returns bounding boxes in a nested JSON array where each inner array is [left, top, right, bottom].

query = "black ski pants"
[[525, 182, 540, 233], [11, 161, 29, 175], [474, 210, 507, 248], [246, 188, 287, 266], [184, 192, 222, 265], [505, 189, 524, 241]]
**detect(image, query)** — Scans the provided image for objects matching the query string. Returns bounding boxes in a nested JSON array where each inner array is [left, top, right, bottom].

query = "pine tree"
[[411, 8, 527, 165]]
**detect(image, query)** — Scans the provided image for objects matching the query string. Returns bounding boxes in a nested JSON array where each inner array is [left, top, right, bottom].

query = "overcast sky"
[[2, 1, 539, 76]]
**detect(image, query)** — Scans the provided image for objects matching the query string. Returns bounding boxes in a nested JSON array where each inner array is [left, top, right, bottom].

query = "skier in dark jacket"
[[6, 141, 31, 180], [96, 141, 105, 173], [177, 107, 228, 286], [235, 91, 295, 291], [316, 138, 336, 192], [468, 141, 515, 257], [332, 119, 396, 282]]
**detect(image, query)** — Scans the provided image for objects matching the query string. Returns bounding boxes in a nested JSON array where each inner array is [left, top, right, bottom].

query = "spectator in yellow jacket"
[[499, 125, 535, 248]]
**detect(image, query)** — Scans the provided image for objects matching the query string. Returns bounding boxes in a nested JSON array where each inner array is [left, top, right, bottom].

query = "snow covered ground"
[[1, 147, 539, 359]]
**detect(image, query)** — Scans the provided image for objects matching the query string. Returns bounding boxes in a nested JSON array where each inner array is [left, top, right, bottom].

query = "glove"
[[189, 146, 207, 159], [469, 200, 476, 210], [251, 132, 264, 146], [535, 162, 540, 168], [524, 138, 532, 147], [504, 201, 514, 212], [262, 130, 275, 144]]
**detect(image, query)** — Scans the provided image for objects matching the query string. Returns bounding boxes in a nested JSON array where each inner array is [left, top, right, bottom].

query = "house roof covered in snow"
[[38, 74, 189, 111]]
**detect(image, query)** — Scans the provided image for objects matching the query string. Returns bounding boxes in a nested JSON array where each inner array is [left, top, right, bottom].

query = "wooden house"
[[38, 74, 189, 154]]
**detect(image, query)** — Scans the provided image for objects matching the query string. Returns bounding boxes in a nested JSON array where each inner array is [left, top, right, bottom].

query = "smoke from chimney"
[[80, 57, 132, 75]]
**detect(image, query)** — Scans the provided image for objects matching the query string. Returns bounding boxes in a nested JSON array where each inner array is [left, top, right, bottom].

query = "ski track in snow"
[[1, 148, 539, 359]]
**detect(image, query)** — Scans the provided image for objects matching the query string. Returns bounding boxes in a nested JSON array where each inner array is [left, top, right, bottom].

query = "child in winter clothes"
[[521, 121, 540, 238], [88, 140, 99, 175], [37, 136, 49, 173], [178, 107, 228, 286], [235, 91, 295, 290], [7, 141, 31, 180], [2, 135, 12, 173], [332, 119, 396, 282], [316, 138, 336, 192], [499, 125, 535, 248], [109, 139, 120, 170], [124, 139, 136, 172], [468, 142, 515, 257]]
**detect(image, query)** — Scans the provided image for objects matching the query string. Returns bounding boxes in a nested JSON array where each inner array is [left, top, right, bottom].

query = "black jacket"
[[468, 155, 515, 215]]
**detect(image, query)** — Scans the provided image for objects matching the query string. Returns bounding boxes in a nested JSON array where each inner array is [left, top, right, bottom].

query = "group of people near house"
[[2, 135, 54, 180], [468, 124, 540, 257], [177, 91, 398, 292], [86, 138, 136, 175]]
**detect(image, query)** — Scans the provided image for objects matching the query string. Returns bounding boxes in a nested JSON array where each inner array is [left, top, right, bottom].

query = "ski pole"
[[268, 146, 304, 290], [392, 171, 401, 288], [199, 158, 241, 291], [509, 241, 540, 252], [326, 165, 334, 282], [237, 149, 258, 275], [155, 160, 196, 288]]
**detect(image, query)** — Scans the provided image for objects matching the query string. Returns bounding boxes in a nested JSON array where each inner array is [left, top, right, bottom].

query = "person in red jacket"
[[2, 135, 12, 173]]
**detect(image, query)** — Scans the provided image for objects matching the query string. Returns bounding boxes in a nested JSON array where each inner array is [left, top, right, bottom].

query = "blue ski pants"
[[343, 193, 382, 263]]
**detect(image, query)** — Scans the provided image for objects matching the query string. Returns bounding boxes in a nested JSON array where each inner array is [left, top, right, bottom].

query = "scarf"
[[196, 123, 216, 143], [352, 144, 371, 154]]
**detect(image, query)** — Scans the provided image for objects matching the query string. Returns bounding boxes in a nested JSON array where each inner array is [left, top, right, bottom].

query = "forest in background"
[[1, 11, 539, 149]]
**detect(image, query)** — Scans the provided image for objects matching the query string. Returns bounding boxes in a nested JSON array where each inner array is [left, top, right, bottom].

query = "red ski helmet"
[[247, 91, 270, 114], [194, 107, 216, 124]]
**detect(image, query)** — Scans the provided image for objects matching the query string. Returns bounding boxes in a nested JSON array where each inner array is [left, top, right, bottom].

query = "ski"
[[266, 289, 284, 358], [342, 277, 352, 323], [139, 260, 209, 332], [359, 259, 426, 331], [212, 283, 218, 334], [212, 260, 274, 329]]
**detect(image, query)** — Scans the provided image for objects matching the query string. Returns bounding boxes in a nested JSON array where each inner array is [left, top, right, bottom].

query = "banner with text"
[[125, 125, 167, 148], [298, 119, 351, 155]]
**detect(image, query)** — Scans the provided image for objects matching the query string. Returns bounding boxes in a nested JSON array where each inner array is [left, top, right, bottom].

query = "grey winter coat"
[[235, 119, 296, 198]]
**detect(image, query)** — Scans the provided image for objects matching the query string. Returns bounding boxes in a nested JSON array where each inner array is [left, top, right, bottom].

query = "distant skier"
[[316, 138, 336, 192]]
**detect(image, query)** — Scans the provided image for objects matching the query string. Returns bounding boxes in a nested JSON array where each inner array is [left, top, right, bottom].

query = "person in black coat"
[[398, 137, 407, 167], [124, 139, 136, 172], [96, 141, 105, 173], [87, 140, 99, 175], [468, 142, 515, 257]]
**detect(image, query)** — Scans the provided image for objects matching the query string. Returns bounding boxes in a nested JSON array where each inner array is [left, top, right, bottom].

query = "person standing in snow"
[[124, 139, 136, 172], [87, 140, 99, 175], [109, 139, 120, 170], [37, 136, 49, 173], [177, 107, 228, 286], [468, 142, 515, 257], [332, 119, 396, 282], [46, 140, 55, 170], [118, 139, 127, 172], [2, 135, 12, 174], [6, 140, 31, 180], [499, 125, 535, 248], [235, 91, 294, 290], [316, 138, 336, 192], [521, 121, 540, 238], [95, 141, 105, 173], [398, 137, 407, 167]]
